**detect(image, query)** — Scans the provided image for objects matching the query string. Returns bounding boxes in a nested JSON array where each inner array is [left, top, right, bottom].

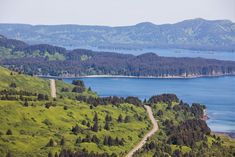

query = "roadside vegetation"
[[133, 94, 235, 157]]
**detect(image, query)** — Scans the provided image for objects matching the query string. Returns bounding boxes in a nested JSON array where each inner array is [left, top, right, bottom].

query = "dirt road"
[[126, 105, 158, 157], [50, 79, 56, 98]]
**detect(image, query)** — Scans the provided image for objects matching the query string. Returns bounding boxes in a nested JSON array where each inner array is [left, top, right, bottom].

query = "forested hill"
[[1, 35, 235, 77], [0, 18, 235, 51]]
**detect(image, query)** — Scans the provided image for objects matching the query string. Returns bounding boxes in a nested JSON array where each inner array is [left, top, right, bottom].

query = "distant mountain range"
[[0, 18, 235, 52]]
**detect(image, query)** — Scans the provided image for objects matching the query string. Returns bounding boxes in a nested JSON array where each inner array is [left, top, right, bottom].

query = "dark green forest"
[[1, 35, 235, 77]]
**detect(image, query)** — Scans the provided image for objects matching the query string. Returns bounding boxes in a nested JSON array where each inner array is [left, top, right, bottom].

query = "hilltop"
[[0, 18, 235, 51]]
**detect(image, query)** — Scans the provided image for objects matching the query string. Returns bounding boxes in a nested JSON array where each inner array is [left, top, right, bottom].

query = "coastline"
[[213, 132, 235, 139], [38, 74, 235, 139], [37, 73, 235, 79]]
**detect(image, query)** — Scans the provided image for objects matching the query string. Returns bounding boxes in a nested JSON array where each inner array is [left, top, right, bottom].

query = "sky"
[[0, 0, 234, 26]]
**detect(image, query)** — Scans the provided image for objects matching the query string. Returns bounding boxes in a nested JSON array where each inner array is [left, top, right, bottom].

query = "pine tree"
[[117, 114, 123, 123], [71, 124, 80, 134], [92, 113, 99, 132], [87, 122, 91, 128], [54, 152, 58, 157], [6, 152, 12, 157], [124, 115, 131, 123], [92, 120, 99, 132], [103, 136, 108, 145], [23, 100, 29, 107], [93, 112, 98, 122], [91, 135, 99, 144], [76, 137, 82, 145], [47, 139, 55, 147], [104, 121, 110, 130], [82, 120, 86, 125], [60, 138, 65, 146], [108, 136, 113, 146], [48, 152, 53, 157], [105, 114, 112, 122], [6, 129, 12, 135], [9, 83, 16, 88]]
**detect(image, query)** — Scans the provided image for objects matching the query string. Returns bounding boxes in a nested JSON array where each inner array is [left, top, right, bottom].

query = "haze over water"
[[64, 76, 235, 133]]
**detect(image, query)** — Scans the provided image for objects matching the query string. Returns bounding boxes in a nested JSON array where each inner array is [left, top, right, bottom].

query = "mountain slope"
[[0, 66, 50, 95], [0, 18, 235, 51], [0, 66, 151, 156]]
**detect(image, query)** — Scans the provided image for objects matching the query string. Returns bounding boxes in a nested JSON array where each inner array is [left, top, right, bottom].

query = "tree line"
[[1, 41, 235, 77]]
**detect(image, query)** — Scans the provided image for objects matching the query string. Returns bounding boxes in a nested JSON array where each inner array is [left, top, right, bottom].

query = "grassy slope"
[[0, 67, 150, 156], [0, 66, 50, 95], [0, 66, 95, 98]]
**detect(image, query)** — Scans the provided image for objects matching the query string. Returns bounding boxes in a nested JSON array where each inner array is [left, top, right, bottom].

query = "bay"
[[64, 76, 235, 133]]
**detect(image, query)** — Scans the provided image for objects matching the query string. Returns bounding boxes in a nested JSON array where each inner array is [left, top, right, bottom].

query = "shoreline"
[[213, 132, 235, 139], [37, 73, 235, 79]]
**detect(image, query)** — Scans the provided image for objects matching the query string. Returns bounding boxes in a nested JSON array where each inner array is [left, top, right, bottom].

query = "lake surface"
[[64, 76, 235, 133], [94, 48, 235, 61]]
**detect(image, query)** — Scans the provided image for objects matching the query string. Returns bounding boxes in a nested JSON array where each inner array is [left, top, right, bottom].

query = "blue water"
[[64, 76, 235, 133], [95, 48, 235, 61]]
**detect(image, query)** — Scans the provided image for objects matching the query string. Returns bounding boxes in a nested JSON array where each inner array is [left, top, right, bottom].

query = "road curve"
[[126, 105, 158, 157], [50, 79, 56, 98]]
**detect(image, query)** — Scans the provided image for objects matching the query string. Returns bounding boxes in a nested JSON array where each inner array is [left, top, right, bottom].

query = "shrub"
[[124, 116, 131, 123], [6, 129, 13, 135], [72, 86, 85, 93], [9, 83, 16, 88], [72, 80, 85, 87]]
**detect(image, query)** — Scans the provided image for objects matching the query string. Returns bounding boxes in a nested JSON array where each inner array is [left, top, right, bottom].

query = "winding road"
[[126, 105, 159, 157], [50, 79, 56, 98], [50, 78, 156, 156]]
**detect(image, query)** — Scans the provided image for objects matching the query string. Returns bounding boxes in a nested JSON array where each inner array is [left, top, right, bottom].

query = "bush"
[[42, 119, 52, 126], [63, 106, 68, 110], [72, 86, 85, 93], [125, 96, 142, 106], [148, 94, 179, 104], [46, 139, 57, 147], [124, 116, 131, 123], [9, 83, 17, 88], [71, 124, 82, 134], [6, 129, 13, 135], [61, 87, 69, 92], [72, 80, 85, 87]]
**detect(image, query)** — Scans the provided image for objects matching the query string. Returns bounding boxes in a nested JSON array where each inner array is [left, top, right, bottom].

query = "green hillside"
[[0, 66, 95, 98], [133, 100, 235, 157], [0, 66, 234, 157], [0, 66, 50, 95], [0, 66, 150, 157]]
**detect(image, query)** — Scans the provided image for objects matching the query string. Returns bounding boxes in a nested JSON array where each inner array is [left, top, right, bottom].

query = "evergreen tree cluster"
[[148, 94, 179, 104], [49, 149, 118, 157], [76, 95, 142, 107], [103, 136, 125, 146]]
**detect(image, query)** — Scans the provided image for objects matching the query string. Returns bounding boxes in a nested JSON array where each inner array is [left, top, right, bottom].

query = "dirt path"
[[50, 79, 56, 98], [126, 105, 158, 157]]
